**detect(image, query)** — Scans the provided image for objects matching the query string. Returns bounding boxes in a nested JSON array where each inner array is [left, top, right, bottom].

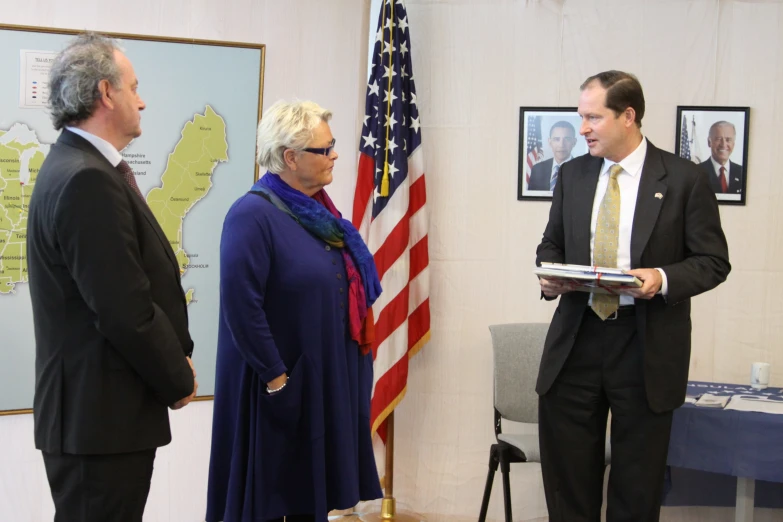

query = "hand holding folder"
[[534, 262, 642, 295]]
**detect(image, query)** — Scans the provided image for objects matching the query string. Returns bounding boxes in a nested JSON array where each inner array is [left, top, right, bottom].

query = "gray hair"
[[48, 32, 122, 130], [708, 120, 736, 137], [256, 100, 333, 173]]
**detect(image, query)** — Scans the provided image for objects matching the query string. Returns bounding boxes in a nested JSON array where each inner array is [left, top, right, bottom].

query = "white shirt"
[[710, 156, 729, 187], [66, 126, 123, 167], [589, 137, 668, 305]]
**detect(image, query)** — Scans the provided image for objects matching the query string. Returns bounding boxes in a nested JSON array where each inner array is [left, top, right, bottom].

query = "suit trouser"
[[538, 310, 673, 522], [42, 449, 156, 522]]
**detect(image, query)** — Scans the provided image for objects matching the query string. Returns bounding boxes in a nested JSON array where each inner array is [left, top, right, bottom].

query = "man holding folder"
[[535, 71, 730, 522]]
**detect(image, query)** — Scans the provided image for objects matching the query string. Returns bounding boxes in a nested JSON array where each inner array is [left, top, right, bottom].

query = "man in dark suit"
[[699, 121, 743, 194], [26, 33, 197, 522], [535, 71, 730, 522], [528, 121, 577, 191]]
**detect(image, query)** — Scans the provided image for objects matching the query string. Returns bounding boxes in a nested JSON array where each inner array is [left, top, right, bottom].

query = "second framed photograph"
[[518, 107, 587, 200], [675, 106, 750, 205]]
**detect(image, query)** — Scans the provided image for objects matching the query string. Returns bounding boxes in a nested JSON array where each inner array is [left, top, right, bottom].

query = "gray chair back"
[[489, 323, 549, 424]]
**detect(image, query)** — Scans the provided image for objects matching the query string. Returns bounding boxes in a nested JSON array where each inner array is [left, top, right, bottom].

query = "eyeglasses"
[[302, 138, 336, 157]]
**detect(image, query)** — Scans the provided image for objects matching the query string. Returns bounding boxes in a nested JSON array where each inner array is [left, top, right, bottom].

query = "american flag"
[[525, 115, 544, 184], [679, 115, 691, 161], [352, 0, 430, 440]]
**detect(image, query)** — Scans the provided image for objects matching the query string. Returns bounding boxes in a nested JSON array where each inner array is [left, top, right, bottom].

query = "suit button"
[[340, 302, 345, 309], [339, 288, 344, 293], [325, 245, 331, 251], [332, 260, 337, 265], [336, 274, 342, 280]]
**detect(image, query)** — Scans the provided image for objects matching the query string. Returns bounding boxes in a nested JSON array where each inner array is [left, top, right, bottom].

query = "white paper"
[[725, 395, 783, 415], [694, 393, 731, 408], [19, 50, 57, 109]]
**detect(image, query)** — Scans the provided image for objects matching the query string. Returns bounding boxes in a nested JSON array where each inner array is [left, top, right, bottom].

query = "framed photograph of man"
[[518, 107, 587, 200], [675, 106, 750, 205]]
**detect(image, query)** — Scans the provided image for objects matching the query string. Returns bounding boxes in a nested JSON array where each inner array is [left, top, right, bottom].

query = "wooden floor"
[[327, 507, 783, 522]]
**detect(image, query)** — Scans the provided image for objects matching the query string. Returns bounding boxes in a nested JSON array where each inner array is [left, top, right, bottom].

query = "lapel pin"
[[654, 192, 663, 199]]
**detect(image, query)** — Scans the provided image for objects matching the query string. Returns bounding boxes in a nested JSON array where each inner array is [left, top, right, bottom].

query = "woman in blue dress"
[[206, 100, 383, 522]]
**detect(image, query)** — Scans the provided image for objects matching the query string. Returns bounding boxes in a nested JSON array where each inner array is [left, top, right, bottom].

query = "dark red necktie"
[[117, 160, 145, 201], [719, 166, 728, 193]]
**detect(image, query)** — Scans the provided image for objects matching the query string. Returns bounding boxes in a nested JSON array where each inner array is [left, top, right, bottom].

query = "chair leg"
[[478, 445, 499, 522], [500, 446, 513, 522]]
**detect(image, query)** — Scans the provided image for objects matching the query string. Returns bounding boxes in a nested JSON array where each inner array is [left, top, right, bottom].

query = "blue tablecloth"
[[664, 381, 783, 508]]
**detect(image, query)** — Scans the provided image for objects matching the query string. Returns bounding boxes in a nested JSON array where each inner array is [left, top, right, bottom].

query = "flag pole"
[[381, 412, 398, 519], [352, 0, 428, 517], [359, 412, 423, 521]]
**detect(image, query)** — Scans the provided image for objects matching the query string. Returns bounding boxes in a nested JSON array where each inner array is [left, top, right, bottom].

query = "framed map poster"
[[0, 23, 265, 413]]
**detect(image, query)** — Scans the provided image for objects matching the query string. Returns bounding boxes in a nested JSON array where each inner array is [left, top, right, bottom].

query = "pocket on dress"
[[260, 354, 306, 432]]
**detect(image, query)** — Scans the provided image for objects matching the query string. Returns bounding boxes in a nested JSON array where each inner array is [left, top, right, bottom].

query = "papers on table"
[[725, 395, 783, 415], [533, 262, 642, 295], [694, 394, 731, 408], [685, 393, 783, 414]]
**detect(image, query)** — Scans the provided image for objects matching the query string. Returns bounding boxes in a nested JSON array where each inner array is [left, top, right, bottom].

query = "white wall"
[[385, 1, 783, 521], [2, 1, 783, 521]]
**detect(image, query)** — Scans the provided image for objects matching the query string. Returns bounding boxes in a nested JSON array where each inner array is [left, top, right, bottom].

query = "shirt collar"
[[553, 156, 572, 170], [601, 136, 647, 178], [65, 127, 123, 167], [710, 156, 728, 176]]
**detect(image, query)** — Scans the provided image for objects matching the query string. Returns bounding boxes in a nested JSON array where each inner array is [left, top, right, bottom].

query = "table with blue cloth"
[[664, 381, 783, 521]]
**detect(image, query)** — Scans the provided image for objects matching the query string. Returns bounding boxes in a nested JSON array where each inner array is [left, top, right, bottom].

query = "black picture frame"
[[517, 107, 584, 201], [675, 106, 750, 205]]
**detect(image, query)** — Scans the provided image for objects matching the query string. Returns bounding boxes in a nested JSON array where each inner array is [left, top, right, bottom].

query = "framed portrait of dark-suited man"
[[517, 107, 587, 200], [675, 106, 750, 205]]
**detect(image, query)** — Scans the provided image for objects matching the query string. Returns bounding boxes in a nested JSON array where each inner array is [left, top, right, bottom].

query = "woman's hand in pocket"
[[266, 373, 288, 394]]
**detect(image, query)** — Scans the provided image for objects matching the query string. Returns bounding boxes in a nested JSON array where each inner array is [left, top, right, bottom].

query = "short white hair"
[[256, 100, 333, 173], [708, 120, 736, 137]]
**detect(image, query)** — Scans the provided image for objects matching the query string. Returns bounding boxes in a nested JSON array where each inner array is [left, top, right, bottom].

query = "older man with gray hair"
[[26, 32, 197, 522], [699, 120, 744, 194]]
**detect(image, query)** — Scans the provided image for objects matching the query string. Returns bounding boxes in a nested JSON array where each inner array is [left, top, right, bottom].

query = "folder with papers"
[[533, 262, 642, 295]]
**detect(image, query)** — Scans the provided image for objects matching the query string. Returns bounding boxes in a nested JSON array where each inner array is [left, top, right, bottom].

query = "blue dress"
[[206, 183, 382, 522]]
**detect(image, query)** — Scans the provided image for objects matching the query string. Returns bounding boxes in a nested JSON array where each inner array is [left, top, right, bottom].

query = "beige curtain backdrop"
[[1, 1, 782, 521]]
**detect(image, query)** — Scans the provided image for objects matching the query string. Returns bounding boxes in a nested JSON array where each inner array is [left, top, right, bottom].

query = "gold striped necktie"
[[590, 164, 623, 320]]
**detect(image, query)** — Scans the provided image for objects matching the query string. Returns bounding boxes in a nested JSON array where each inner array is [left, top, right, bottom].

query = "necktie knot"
[[609, 164, 623, 179], [116, 160, 145, 201], [117, 159, 133, 176]]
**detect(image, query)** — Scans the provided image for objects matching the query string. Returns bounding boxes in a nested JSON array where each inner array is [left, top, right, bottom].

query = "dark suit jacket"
[[529, 158, 555, 191], [535, 141, 730, 413], [699, 159, 743, 194], [27, 130, 195, 455]]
